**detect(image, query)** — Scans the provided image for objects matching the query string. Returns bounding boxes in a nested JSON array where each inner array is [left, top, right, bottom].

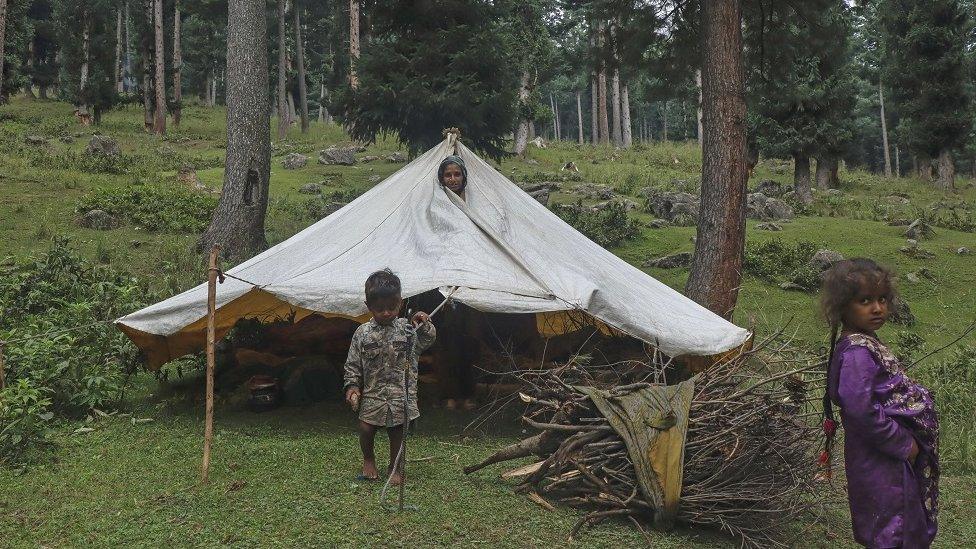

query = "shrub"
[[0, 379, 54, 465], [76, 184, 217, 233], [551, 201, 642, 248], [914, 345, 976, 472], [744, 238, 818, 283]]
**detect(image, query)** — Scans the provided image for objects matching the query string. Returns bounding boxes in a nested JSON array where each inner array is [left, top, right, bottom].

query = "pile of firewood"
[[464, 332, 825, 548]]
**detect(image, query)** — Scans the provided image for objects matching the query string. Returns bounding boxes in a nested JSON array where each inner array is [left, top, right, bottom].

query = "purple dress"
[[828, 333, 939, 548]]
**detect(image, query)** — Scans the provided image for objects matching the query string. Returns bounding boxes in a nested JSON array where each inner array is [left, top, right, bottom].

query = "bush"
[[551, 201, 642, 248], [744, 238, 818, 283], [914, 345, 976, 472], [0, 238, 146, 439], [76, 184, 217, 233], [0, 379, 54, 465]]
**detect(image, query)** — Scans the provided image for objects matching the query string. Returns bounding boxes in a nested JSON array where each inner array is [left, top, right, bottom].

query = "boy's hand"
[[411, 311, 430, 326], [345, 387, 361, 411]]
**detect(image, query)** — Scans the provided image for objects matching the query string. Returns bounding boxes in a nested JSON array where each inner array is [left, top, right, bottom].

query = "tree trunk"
[[528, 120, 535, 140], [696, 69, 703, 146], [611, 68, 622, 145], [294, 2, 310, 133], [830, 158, 840, 188], [879, 80, 892, 178], [114, 8, 124, 93], [152, 0, 166, 134], [514, 69, 531, 156], [662, 101, 668, 141], [318, 82, 325, 122], [937, 149, 955, 191], [141, 0, 153, 130], [576, 91, 584, 144], [815, 155, 832, 190], [895, 145, 901, 177], [78, 13, 92, 122], [349, 0, 360, 89], [918, 156, 932, 181], [0, 0, 7, 104], [685, 0, 749, 320], [172, 0, 182, 125], [549, 93, 557, 140], [597, 24, 610, 145], [793, 154, 813, 205], [590, 73, 598, 144], [200, 0, 271, 260], [621, 83, 632, 148], [276, 0, 289, 139]]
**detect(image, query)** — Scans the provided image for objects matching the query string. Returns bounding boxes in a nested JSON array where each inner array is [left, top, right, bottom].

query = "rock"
[[889, 299, 916, 326], [524, 158, 540, 165], [77, 209, 119, 230], [130, 240, 143, 248], [779, 281, 807, 292], [906, 239, 918, 248], [782, 190, 796, 202], [957, 246, 971, 256], [24, 135, 47, 145], [643, 252, 692, 269], [573, 183, 615, 200], [899, 243, 935, 259], [756, 222, 783, 231], [282, 152, 308, 170], [177, 164, 209, 192], [905, 219, 935, 240], [747, 192, 795, 221], [905, 272, 921, 284], [368, 175, 383, 183], [754, 179, 786, 197], [530, 136, 547, 149], [299, 183, 321, 194], [527, 188, 550, 206], [360, 155, 380, 163], [824, 189, 843, 197], [562, 161, 579, 172], [890, 191, 910, 199], [59, 135, 75, 144], [809, 249, 845, 272], [884, 195, 910, 206], [85, 134, 121, 157], [620, 198, 640, 211], [387, 151, 407, 163], [648, 219, 672, 229], [642, 190, 699, 225], [318, 146, 357, 165], [915, 268, 936, 280], [521, 182, 560, 194]]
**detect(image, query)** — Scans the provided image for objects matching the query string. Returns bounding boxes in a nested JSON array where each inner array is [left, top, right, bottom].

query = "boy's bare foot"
[[444, 398, 457, 410], [361, 460, 380, 480]]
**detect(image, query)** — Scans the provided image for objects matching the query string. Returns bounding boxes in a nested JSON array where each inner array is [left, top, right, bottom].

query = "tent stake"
[[201, 246, 220, 483]]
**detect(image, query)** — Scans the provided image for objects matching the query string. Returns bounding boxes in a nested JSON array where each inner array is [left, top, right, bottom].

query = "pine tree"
[[54, 0, 117, 123], [881, 0, 972, 190], [1, 0, 32, 103], [336, 0, 521, 159]]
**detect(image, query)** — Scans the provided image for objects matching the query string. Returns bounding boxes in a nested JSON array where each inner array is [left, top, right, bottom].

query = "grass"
[[1, 97, 975, 547]]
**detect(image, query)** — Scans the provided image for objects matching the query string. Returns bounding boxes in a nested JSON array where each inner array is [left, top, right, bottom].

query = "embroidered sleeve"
[[837, 346, 915, 460]]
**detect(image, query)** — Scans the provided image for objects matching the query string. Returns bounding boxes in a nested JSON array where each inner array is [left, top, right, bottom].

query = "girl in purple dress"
[[821, 259, 939, 548]]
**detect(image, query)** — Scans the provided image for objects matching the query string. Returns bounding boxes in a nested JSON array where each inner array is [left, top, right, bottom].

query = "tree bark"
[[662, 101, 668, 141], [937, 149, 955, 191], [596, 24, 610, 145], [294, 2, 310, 133], [276, 0, 289, 139], [200, 0, 271, 260], [793, 154, 813, 205], [78, 13, 92, 122], [576, 91, 584, 144], [816, 155, 839, 189], [918, 156, 932, 181], [514, 69, 531, 156], [152, 0, 166, 134], [611, 68, 622, 145], [141, 0, 154, 130], [879, 80, 892, 178], [172, 0, 182, 125], [895, 145, 901, 177], [115, 8, 124, 93], [685, 0, 749, 320], [349, 0, 360, 89], [0, 0, 6, 101], [549, 92, 557, 140], [621, 83, 632, 148]]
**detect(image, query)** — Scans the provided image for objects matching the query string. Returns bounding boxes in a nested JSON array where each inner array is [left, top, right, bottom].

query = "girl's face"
[[441, 164, 464, 194], [843, 282, 890, 335]]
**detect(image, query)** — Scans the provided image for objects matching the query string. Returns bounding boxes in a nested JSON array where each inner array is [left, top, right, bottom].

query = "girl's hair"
[[365, 268, 401, 305], [820, 258, 897, 329], [820, 258, 897, 429]]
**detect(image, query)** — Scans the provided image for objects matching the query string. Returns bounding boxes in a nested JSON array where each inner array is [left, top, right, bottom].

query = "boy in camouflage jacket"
[[344, 269, 435, 484]]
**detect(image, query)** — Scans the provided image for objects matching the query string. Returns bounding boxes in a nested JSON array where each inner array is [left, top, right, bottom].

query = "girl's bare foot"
[[361, 460, 380, 480]]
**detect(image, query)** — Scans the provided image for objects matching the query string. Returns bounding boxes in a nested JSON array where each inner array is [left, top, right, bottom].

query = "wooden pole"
[[201, 246, 220, 483], [0, 341, 6, 391]]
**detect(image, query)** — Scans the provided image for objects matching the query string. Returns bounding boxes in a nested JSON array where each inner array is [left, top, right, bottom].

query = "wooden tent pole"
[[201, 246, 220, 483]]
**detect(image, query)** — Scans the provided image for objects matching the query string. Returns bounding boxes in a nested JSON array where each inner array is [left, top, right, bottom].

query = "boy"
[[343, 269, 435, 485]]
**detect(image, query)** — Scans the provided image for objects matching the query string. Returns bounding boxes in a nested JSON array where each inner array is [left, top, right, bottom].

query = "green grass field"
[[1, 98, 975, 547]]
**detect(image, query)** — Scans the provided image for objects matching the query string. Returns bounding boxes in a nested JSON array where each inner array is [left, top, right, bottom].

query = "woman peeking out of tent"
[[438, 155, 467, 197]]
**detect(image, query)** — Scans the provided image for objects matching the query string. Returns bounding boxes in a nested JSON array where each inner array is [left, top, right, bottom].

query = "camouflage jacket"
[[343, 317, 436, 427]]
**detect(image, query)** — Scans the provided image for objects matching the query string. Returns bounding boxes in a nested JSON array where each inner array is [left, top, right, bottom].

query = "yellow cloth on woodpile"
[[576, 376, 696, 529]]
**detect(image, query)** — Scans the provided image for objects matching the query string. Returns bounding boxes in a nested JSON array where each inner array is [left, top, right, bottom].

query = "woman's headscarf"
[[437, 155, 468, 193]]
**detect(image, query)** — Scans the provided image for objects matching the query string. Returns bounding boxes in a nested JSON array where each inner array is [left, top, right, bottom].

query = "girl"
[[822, 259, 939, 548]]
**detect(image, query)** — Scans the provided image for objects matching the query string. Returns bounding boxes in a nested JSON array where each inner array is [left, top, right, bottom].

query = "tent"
[[116, 134, 751, 368]]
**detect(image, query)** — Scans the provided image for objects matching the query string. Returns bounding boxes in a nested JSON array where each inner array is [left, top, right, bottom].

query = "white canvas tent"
[[117, 135, 751, 368]]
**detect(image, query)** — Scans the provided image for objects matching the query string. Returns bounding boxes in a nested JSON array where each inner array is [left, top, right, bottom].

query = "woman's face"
[[441, 163, 464, 194]]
